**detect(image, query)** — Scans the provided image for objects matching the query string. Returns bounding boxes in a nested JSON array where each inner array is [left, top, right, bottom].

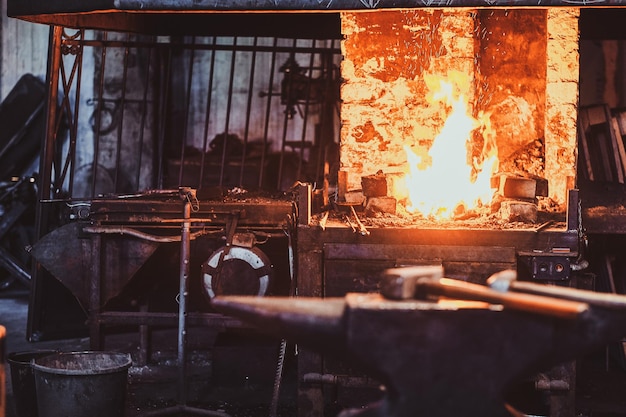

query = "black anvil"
[[212, 266, 626, 417]]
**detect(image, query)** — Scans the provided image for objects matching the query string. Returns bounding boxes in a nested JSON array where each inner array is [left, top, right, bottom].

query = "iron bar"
[[239, 37, 258, 187], [114, 32, 132, 193], [156, 47, 173, 189], [179, 36, 197, 186], [92, 31, 109, 199], [199, 36, 217, 186], [219, 36, 239, 187], [135, 39, 155, 190], [266, 37, 280, 189], [60, 37, 341, 55]]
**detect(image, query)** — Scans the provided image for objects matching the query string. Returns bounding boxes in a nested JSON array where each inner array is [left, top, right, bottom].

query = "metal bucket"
[[7, 350, 58, 417], [32, 351, 132, 417]]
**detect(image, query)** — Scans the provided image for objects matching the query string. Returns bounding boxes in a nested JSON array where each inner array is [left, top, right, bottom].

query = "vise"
[[211, 266, 626, 417]]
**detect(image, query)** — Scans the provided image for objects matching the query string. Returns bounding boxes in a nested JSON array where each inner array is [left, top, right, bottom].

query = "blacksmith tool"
[[212, 266, 626, 417], [487, 268, 626, 309], [382, 266, 589, 320]]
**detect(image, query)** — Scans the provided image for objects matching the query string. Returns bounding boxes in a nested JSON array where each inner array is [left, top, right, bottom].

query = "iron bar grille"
[[39, 28, 342, 208]]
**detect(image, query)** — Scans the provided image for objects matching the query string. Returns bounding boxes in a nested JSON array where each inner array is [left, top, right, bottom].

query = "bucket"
[[32, 351, 132, 417], [7, 350, 58, 417]]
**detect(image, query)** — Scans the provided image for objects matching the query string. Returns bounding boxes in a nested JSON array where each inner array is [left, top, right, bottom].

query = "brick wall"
[[338, 8, 579, 212]]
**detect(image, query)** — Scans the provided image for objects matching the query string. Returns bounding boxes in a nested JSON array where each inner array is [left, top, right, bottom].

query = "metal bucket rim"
[[7, 349, 59, 366], [32, 350, 132, 376]]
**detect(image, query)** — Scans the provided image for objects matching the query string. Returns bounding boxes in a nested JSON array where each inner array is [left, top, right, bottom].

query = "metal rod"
[[61, 38, 341, 55], [30, 25, 64, 341], [135, 37, 155, 190], [179, 36, 197, 186], [239, 36, 259, 187], [0, 246, 30, 287], [114, 32, 132, 193], [138, 190, 231, 417], [177, 195, 191, 406], [155, 47, 173, 189], [199, 36, 218, 186], [91, 31, 109, 198], [82, 225, 216, 242], [277, 39, 299, 190], [218, 36, 239, 187], [55, 29, 84, 196], [259, 37, 279, 188]]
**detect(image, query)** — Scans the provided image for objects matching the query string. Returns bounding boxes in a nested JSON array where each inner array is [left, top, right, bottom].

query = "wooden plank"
[[612, 110, 626, 178], [578, 113, 595, 181], [605, 254, 617, 294], [606, 117, 625, 183], [585, 105, 608, 125], [597, 122, 615, 182], [601, 103, 624, 183], [615, 111, 626, 133], [578, 105, 622, 183], [610, 115, 626, 181]]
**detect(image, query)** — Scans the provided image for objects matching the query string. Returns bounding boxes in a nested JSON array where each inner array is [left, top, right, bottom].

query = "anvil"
[[211, 267, 626, 417]]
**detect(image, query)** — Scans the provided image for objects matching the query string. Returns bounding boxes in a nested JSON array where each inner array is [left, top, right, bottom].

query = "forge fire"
[[337, 8, 579, 224]]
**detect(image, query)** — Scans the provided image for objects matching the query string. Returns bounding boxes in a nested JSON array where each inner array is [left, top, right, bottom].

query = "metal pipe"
[[82, 225, 216, 242], [0, 246, 30, 287], [177, 194, 191, 406]]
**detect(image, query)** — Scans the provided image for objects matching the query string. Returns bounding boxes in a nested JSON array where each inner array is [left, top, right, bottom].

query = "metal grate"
[[40, 28, 342, 207]]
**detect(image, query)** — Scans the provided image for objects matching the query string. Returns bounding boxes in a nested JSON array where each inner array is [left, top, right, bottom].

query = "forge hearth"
[[357, 171, 550, 222], [338, 9, 579, 219]]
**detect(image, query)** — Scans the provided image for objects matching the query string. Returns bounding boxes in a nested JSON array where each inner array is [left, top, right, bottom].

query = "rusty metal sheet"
[[30, 222, 160, 310]]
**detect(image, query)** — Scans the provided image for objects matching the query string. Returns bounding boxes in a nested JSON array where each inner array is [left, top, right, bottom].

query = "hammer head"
[[486, 269, 518, 293], [380, 265, 444, 300]]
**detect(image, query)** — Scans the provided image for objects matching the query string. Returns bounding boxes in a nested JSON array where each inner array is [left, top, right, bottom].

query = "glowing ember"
[[403, 70, 498, 219]]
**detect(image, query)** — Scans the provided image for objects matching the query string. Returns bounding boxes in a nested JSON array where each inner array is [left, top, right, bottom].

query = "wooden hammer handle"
[[419, 278, 589, 320]]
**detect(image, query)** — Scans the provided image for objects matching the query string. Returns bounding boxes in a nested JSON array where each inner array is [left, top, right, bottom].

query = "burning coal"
[[402, 70, 498, 219]]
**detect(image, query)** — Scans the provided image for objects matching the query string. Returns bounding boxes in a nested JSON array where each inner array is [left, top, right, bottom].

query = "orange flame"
[[403, 71, 498, 219]]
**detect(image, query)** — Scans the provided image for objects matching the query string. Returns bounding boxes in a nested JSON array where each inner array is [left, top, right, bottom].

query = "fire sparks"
[[403, 71, 498, 219]]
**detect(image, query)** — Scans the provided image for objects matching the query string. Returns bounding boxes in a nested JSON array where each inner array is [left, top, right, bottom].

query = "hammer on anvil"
[[381, 266, 590, 319], [211, 266, 626, 417], [487, 268, 626, 309]]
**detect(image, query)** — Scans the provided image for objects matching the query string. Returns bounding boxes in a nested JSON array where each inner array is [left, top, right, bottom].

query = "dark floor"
[[1, 283, 299, 417], [3, 282, 626, 417]]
